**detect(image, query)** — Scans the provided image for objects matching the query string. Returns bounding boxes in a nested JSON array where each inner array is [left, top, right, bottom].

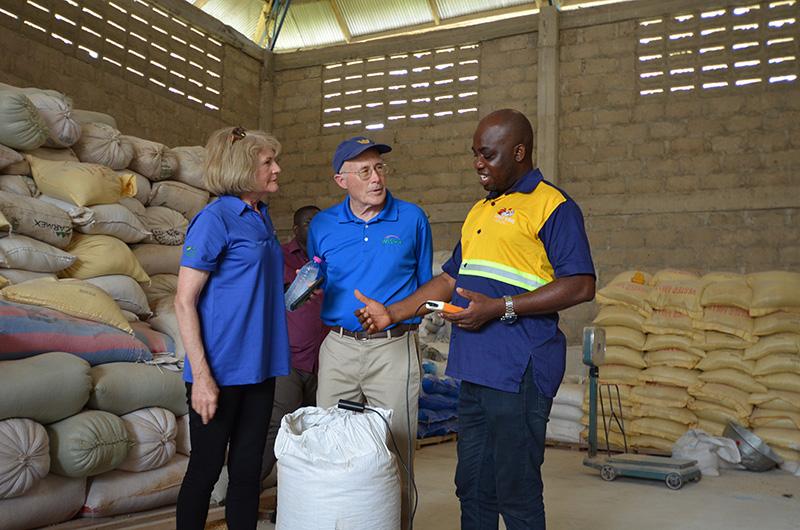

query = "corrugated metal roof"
[[277, 1, 346, 50], [436, 0, 533, 20], [338, 0, 434, 37], [196, 0, 263, 41]]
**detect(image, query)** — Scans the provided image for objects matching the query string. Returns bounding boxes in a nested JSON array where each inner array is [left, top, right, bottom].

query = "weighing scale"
[[581, 326, 702, 490]]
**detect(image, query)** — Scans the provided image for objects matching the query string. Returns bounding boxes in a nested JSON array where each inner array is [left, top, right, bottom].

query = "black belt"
[[334, 324, 418, 340]]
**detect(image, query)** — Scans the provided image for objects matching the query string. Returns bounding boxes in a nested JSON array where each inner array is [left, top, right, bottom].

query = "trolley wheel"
[[600, 465, 616, 482], [665, 472, 683, 490]]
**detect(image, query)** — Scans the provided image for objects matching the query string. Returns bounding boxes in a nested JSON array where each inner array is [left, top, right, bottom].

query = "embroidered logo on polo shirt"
[[184, 246, 195, 255], [494, 208, 516, 225], [382, 234, 403, 245]]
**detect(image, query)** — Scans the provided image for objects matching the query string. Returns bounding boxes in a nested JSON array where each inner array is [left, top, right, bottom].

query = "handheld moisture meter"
[[425, 300, 465, 313]]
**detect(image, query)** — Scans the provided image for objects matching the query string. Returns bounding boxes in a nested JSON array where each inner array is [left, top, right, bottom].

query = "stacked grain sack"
[[548, 381, 584, 444], [0, 84, 210, 527], [582, 270, 653, 450], [741, 272, 800, 469]]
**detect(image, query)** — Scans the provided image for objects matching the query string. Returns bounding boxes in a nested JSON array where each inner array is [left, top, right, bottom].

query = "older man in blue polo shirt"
[[307, 137, 432, 528], [355, 109, 596, 530]]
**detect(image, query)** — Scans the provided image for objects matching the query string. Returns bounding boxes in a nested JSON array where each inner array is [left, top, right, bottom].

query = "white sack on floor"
[[118, 407, 177, 472], [672, 429, 741, 476], [0, 474, 85, 530], [0, 418, 49, 499], [81, 454, 187, 517], [275, 406, 400, 530], [546, 418, 583, 444], [554, 383, 585, 409], [550, 403, 584, 423]]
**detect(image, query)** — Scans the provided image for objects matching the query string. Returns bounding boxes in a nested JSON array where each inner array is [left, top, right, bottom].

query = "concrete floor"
[[259, 441, 800, 530]]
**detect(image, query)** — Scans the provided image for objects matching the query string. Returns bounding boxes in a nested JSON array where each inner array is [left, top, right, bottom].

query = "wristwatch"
[[500, 295, 517, 324]]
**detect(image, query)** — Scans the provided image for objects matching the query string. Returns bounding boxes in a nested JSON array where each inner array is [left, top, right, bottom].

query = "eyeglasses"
[[230, 126, 246, 144], [340, 163, 391, 181]]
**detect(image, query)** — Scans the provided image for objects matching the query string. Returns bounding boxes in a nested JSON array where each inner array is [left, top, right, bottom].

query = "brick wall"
[[0, 1, 263, 147]]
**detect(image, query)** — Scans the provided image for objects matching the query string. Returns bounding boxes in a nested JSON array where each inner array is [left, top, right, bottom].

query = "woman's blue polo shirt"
[[180, 195, 290, 386]]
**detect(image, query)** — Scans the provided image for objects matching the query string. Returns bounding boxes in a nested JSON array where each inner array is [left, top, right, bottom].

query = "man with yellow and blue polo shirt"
[[307, 136, 433, 529], [355, 109, 595, 530]]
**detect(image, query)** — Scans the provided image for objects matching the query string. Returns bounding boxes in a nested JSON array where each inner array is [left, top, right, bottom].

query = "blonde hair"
[[203, 127, 282, 196]]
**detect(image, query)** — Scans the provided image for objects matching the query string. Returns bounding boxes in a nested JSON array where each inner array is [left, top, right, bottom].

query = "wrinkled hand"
[[441, 287, 503, 331], [354, 289, 392, 333], [191, 373, 219, 425]]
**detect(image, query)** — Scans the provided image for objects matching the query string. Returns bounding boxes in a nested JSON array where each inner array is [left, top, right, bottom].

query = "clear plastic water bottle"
[[284, 256, 324, 311]]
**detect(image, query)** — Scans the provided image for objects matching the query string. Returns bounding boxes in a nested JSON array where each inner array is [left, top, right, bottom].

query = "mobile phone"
[[425, 300, 464, 313]]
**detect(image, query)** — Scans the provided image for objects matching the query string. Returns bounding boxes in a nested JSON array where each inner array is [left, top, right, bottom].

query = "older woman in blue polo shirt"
[[174, 126, 290, 530]]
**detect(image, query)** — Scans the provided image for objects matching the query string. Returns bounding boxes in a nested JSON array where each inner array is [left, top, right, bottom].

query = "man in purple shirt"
[[261, 205, 327, 486]]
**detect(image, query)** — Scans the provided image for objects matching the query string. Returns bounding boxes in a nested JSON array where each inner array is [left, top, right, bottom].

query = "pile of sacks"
[[0, 353, 191, 530], [418, 366, 460, 438], [547, 381, 584, 444], [0, 84, 216, 526], [586, 269, 800, 464]]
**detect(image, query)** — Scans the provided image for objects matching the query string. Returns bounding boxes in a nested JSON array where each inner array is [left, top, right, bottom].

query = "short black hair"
[[293, 205, 320, 226]]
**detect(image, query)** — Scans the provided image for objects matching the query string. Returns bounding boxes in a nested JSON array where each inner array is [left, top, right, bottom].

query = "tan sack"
[[0, 210, 7, 236], [630, 405, 697, 426], [148, 180, 209, 221], [689, 400, 749, 426], [698, 369, 767, 393], [631, 435, 674, 452], [118, 407, 177, 472], [0, 234, 75, 272], [132, 243, 182, 276], [598, 364, 641, 385], [61, 234, 150, 283], [603, 345, 646, 369], [749, 390, 800, 412], [119, 196, 147, 216], [629, 417, 687, 442], [688, 383, 752, 417], [652, 269, 699, 284], [1, 277, 132, 334], [71, 109, 117, 129], [28, 156, 136, 207], [148, 297, 185, 359], [0, 191, 73, 248], [696, 330, 756, 351], [695, 349, 755, 374], [752, 427, 800, 451], [644, 348, 701, 369], [171, 146, 206, 190], [755, 373, 800, 393], [81, 454, 187, 518], [0, 268, 55, 285], [630, 384, 692, 408], [596, 280, 652, 316], [77, 204, 150, 243], [696, 419, 726, 437], [47, 410, 130, 478], [19, 88, 81, 148], [604, 325, 646, 350], [72, 123, 133, 170], [138, 206, 188, 246], [648, 276, 703, 319], [122, 136, 178, 182], [750, 408, 800, 430], [643, 309, 700, 339], [593, 305, 645, 330], [89, 362, 188, 416], [118, 169, 151, 205], [753, 312, 800, 336], [638, 366, 701, 388], [0, 90, 48, 150], [694, 305, 754, 341], [753, 354, 800, 377], [748, 271, 800, 316], [612, 270, 652, 285], [142, 273, 177, 309], [0, 418, 49, 500], [744, 333, 800, 360], [0, 174, 36, 197], [23, 145, 79, 162], [0, 144, 24, 171], [0, 352, 91, 424], [701, 273, 751, 310], [85, 275, 152, 318], [37, 194, 95, 227], [0, 474, 85, 530], [644, 333, 705, 357]]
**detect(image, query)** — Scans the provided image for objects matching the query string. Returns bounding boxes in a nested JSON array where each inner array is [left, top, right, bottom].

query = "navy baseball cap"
[[332, 136, 392, 173]]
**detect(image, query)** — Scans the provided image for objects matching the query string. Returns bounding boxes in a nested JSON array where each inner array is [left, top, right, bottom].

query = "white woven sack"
[[170, 146, 206, 190], [85, 274, 152, 317], [118, 196, 147, 216], [275, 406, 401, 530], [0, 474, 85, 530], [73, 123, 133, 170], [554, 383, 584, 408], [0, 89, 48, 150], [0, 268, 56, 284], [122, 135, 178, 182], [0, 234, 75, 272], [132, 243, 182, 276], [550, 403, 583, 423], [0, 191, 73, 248], [71, 109, 117, 129], [0, 174, 35, 197], [546, 418, 583, 444], [77, 204, 150, 243], [0, 144, 23, 171], [81, 454, 187, 518], [139, 206, 188, 246], [0, 418, 49, 499], [148, 297, 186, 359], [22, 88, 81, 148], [118, 407, 177, 472], [148, 181, 209, 221]]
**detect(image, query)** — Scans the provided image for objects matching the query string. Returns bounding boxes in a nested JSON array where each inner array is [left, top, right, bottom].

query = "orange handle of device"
[[441, 302, 465, 313]]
